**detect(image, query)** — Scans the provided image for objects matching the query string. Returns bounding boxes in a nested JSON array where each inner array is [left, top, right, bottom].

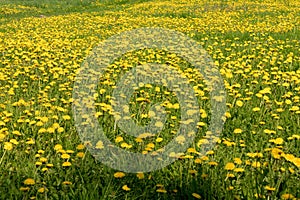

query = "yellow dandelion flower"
[[54, 144, 63, 151], [234, 158, 242, 164], [233, 168, 245, 172], [57, 127, 64, 133], [114, 172, 125, 178], [115, 136, 123, 143], [236, 100, 243, 107], [281, 194, 295, 199], [224, 162, 235, 170], [208, 161, 218, 166], [39, 157, 48, 163], [264, 186, 276, 191], [4, 142, 13, 150], [46, 164, 53, 168], [76, 144, 85, 150], [252, 107, 260, 112], [24, 178, 35, 185], [120, 142, 132, 149], [269, 137, 284, 145], [36, 121, 44, 126], [41, 168, 48, 172], [0, 133, 5, 141], [122, 185, 131, 191], [19, 187, 30, 191], [136, 172, 144, 179], [156, 188, 167, 193], [62, 181, 72, 185], [95, 140, 104, 149], [194, 158, 202, 164], [175, 135, 185, 144], [76, 152, 85, 158], [62, 115, 71, 120], [251, 161, 261, 168], [233, 128, 243, 134], [62, 162, 71, 167], [38, 188, 45, 193], [155, 121, 164, 128], [192, 193, 201, 199], [61, 154, 70, 159], [40, 117, 49, 123]]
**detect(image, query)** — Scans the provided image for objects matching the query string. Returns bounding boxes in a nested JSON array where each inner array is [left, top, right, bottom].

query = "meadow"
[[0, 0, 299, 199]]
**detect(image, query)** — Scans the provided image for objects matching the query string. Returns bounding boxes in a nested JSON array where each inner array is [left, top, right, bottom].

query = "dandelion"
[[251, 161, 261, 168], [155, 121, 164, 128], [76, 144, 85, 150], [115, 136, 123, 143], [114, 172, 125, 178], [76, 152, 85, 158], [234, 168, 245, 172], [61, 154, 70, 159], [236, 100, 243, 107], [264, 186, 276, 191], [62, 162, 71, 167], [136, 172, 144, 179], [24, 178, 35, 185], [54, 144, 63, 151], [63, 181, 72, 185], [281, 194, 295, 199], [38, 188, 45, 193], [95, 140, 104, 149], [192, 193, 201, 199], [122, 185, 131, 191], [156, 188, 167, 193], [233, 128, 243, 134], [19, 187, 30, 191], [175, 135, 185, 144], [224, 162, 235, 170], [269, 138, 284, 145], [4, 142, 13, 150]]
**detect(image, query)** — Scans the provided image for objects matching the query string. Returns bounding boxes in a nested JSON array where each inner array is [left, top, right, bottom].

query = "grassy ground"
[[0, 0, 299, 199]]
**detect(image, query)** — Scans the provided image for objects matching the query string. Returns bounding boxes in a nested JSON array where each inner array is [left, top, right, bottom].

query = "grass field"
[[0, 0, 299, 199]]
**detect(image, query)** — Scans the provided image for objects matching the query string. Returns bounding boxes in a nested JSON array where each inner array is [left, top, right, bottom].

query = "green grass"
[[0, 0, 299, 199]]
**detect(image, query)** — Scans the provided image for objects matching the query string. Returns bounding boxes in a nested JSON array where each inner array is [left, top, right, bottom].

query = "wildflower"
[[234, 168, 245, 172], [62, 162, 71, 167], [251, 161, 261, 168], [233, 128, 243, 134], [38, 188, 45, 193], [192, 193, 201, 199], [63, 181, 72, 185], [269, 138, 284, 145], [19, 187, 30, 191], [115, 136, 123, 143], [122, 185, 131, 191], [234, 158, 242, 164], [95, 140, 104, 149], [76, 152, 85, 158], [264, 186, 275, 191], [114, 172, 125, 178], [76, 144, 85, 150], [136, 172, 144, 179], [155, 121, 164, 127], [24, 178, 35, 185], [54, 144, 63, 151], [61, 154, 70, 159], [236, 100, 243, 107], [156, 188, 167, 193], [281, 194, 295, 199], [4, 142, 13, 150], [224, 162, 235, 170]]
